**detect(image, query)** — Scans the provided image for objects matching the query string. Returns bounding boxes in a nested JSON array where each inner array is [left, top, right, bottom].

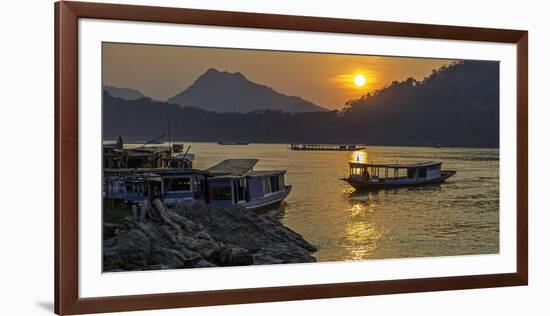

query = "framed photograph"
[[55, 1, 528, 315]]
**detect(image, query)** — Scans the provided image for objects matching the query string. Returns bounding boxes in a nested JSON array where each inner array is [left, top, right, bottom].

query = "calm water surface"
[[179, 142, 499, 262]]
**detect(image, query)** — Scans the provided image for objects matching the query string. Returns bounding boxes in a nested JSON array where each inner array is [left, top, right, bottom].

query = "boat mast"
[[166, 114, 172, 156]]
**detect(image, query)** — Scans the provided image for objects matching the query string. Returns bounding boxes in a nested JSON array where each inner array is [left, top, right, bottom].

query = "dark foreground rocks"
[[103, 200, 317, 271]]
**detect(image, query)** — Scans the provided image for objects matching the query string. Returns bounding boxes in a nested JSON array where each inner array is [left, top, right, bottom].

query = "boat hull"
[[342, 171, 456, 191], [240, 185, 292, 210]]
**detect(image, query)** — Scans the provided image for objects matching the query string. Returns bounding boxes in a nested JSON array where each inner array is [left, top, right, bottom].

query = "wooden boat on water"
[[207, 171, 291, 210], [206, 159, 291, 210], [341, 161, 456, 190], [289, 144, 366, 151]]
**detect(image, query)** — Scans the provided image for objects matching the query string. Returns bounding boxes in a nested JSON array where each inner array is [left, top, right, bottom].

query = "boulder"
[[174, 201, 317, 263], [103, 199, 316, 272], [103, 229, 151, 271]]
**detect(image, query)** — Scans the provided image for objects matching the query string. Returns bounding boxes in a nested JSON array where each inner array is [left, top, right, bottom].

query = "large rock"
[[103, 199, 315, 272], [103, 229, 151, 271], [174, 201, 317, 263]]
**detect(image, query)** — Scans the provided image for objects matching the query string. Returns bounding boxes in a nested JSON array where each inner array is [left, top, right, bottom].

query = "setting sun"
[[354, 74, 366, 87]]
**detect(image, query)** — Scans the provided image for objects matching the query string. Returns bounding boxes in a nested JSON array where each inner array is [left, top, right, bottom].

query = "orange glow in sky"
[[103, 43, 454, 110]]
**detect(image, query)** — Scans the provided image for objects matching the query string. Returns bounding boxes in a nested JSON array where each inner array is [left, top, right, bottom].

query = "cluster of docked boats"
[[103, 157, 291, 211], [104, 140, 456, 211]]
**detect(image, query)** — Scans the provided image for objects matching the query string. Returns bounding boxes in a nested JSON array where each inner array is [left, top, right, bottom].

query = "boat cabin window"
[[163, 177, 191, 192], [407, 168, 417, 179], [193, 177, 205, 199], [209, 182, 233, 201], [269, 176, 280, 193], [350, 166, 367, 176], [419, 167, 427, 178], [262, 178, 272, 194], [235, 178, 246, 202]]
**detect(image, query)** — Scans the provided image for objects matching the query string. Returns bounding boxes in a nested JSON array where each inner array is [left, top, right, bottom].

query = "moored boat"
[[103, 158, 291, 210], [206, 159, 291, 210], [103, 168, 209, 204], [289, 143, 366, 151], [341, 161, 455, 190], [207, 171, 291, 210]]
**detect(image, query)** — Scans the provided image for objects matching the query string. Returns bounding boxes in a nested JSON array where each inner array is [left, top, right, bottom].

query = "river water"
[[169, 142, 499, 262]]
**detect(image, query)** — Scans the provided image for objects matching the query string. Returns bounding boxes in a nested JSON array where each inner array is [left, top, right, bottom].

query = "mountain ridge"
[[166, 68, 327, 113], [103, 85, 149, 101], [103, 60, 499, 148]]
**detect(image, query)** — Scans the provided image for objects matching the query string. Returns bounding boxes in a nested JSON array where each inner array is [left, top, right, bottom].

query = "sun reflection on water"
[[349, 203, 375, 217], [343, 201, 381, 260], [350, 150, 368, 163], [344, 221, 381, 260]]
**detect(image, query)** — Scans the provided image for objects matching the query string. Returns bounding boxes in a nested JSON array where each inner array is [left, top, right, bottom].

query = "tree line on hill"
[[103, 60, 499, 148]]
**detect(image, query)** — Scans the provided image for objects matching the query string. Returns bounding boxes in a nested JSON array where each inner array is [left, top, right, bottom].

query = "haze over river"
[[175, 142, 499, 261]]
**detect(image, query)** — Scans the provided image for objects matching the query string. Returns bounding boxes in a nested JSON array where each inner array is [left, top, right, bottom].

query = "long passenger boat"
[[289, 144, 366, 151], [341, 161, 456, 190], [217, 141, 250, 145]]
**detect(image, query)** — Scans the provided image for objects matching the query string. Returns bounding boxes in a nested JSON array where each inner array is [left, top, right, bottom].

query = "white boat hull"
[[240, 185, 292, 210]]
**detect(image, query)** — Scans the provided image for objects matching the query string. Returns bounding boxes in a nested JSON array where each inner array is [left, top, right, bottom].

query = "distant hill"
[[167, 68, 327, 113], [104, 86, 148, 101], [342, 60, 499, 147], [103, 60, 499, 148]]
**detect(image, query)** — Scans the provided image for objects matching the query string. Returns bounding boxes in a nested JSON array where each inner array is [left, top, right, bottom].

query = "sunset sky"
[[103, 43, 454, 110]]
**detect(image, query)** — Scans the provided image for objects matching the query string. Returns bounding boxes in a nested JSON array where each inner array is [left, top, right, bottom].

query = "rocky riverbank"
[[103, 199, 317, 271]]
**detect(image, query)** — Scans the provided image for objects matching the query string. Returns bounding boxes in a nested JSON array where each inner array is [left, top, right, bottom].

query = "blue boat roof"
[[245, 170, 286, 177], [348, 161, 442, 168], [207, 159, 259, 175], [104, 168, 209, 175], [208, 170, 286, 181]]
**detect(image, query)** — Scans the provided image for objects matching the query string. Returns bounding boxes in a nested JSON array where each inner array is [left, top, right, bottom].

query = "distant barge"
[[342, 161, 456, 190], [289, 144, 366, 151], [217, 141, 250, 145]]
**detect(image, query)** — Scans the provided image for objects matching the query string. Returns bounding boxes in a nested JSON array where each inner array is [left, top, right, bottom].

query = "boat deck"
[[343, 170, 456, 190], [289, 144, 366, 151]]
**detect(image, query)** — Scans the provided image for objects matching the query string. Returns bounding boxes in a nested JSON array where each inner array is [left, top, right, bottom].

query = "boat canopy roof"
[[245, 170, 286, 177], [209, 170, 286, 181], [104, 168, 208, 175], [104, 172, 163, 182], [348, 161, 442, 169], [208, 175, 245, 181], [207, 159, 259, 175]]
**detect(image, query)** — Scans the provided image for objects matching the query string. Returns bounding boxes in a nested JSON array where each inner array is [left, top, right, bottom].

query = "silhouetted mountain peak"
[[196, 68, 249, 84], [205, 67, 220, 75], [167, 69, 326, 113]]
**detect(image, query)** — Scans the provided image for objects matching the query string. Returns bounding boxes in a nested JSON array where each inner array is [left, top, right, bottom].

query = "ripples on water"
[[187, 143, 499, 262]]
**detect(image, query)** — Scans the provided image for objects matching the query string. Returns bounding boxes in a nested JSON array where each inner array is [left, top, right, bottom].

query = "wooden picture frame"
[[55, 1, 528, 314]]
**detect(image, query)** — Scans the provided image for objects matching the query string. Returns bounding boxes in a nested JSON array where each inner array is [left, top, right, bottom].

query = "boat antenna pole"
[[182, 145, 191, 160], [136, 134, 166, 149], [167, 113, 172, 155]]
